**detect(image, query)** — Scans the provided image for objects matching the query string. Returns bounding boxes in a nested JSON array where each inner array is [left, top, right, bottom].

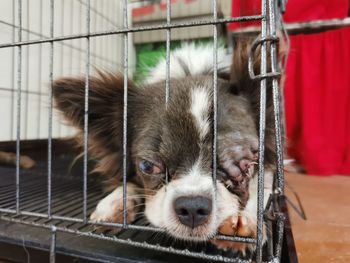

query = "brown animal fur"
[[0, 151, 36, 169], [52, 38, 283, 253]]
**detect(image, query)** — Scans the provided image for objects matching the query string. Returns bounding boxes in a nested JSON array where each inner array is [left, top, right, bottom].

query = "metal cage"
[[0, 0, 295, 262]]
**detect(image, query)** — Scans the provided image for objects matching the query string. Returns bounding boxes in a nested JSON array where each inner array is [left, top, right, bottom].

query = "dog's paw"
[[218, 137, 258, 205], [219, 138, 258, 180], [211, 215, 256, 253], [0, 151, 36, 169], [90, 183, 142, 233]]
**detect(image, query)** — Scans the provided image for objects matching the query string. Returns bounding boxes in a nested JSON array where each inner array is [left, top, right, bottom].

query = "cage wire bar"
[[164, 0, 171, 184], [10, 0, 16, 140], [47, 0, 54, 219], [23, 0, 29, 140], [0, 0, 288, 262], [212, 0, 219, 193], [50, 226, 57, 263], [36, 0, 43, 138], [256, 0, 268, 260], [15, 0, 22, 215], [122, 0, 129, 228], [83, 0, 91, 224]]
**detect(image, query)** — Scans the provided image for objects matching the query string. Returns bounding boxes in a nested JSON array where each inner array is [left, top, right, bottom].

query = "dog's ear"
[[230, 37, 280, 166], [230, 35, 287, 105], [53, 72, 136, 184], [229, 37, 269, 102]]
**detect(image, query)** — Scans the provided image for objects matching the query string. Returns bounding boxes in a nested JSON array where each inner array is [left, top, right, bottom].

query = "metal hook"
[[248, 36, 282, 81]]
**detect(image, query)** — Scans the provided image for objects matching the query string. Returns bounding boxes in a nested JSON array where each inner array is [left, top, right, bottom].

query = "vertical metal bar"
[[50, 226, 56, 263], [256, 0, 268, 261], [122, 0, 128, 228], [103, 0, 108, 68], [77, 1, 82, 74], [212, 0, 218, 190], [266, 219, 274, 259], [107, 2, 110, 68], [271, 2, 287, 258], [15, 0, 23, 215], [165, 0, 171, 184], [69, 0, 73, 73], [24, 0, 29, 139], [268, 0, 284, 194], [36, 0, 43, 138], [275, 214, 285, 259], [269, 0, 287, 257], [111, 2, 114, 69], [111, 1, 115, 69], [10, 0, 15, 140], [92, 0, 97, 67], [83, 0, 91, 224], [98, 1, 103, 68], [47, 0, 54, 218], [57, 0, 65, 137], [165, 0, 171, 106]]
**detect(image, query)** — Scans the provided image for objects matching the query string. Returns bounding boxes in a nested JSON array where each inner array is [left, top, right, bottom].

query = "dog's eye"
[[139, 159, 162, 175]]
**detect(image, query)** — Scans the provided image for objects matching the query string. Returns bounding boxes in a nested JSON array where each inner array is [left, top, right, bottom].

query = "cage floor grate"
[[0, 150, 253, 263]]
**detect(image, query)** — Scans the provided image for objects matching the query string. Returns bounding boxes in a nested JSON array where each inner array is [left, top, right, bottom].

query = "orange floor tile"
[[285, 173, 350, 263]]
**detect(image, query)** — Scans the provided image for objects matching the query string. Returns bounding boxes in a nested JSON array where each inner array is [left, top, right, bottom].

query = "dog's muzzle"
[[174, 196, 212, 228]]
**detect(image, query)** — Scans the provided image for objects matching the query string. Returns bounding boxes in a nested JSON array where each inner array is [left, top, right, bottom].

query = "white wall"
[[0, 0, 132, 141]]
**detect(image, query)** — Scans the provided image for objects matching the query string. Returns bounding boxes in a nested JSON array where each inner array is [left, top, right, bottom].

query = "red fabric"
[[285, 27, 350, 175], [228, 0, 350, 175], [228, 0, 349, 30], [228, 0, 261, 30]]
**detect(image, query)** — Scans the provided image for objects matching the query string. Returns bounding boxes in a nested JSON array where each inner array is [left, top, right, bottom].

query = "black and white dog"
[[53, 40, 277, 253]]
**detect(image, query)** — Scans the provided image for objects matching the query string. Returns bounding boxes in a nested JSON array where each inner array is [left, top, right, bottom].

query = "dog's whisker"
[[118, 194, 154, 198], [132, 187, 159, 193]]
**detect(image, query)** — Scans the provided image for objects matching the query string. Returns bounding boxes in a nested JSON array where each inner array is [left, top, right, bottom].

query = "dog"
[[52, 40, 277, 254]]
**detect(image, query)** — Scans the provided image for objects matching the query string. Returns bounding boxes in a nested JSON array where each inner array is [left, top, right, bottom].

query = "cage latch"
[[248, 36, 282, 81]]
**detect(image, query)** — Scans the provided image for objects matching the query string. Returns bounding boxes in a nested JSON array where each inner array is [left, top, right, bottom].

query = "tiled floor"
[[285, 173, 350, 263]]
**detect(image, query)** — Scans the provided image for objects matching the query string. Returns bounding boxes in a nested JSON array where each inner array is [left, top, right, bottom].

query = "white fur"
[[190, 87, 211, 140], [146, 43, 231, 84], [145, 160, 240, 241], [90, 183, 141, 222], [91, 187, 123, 222]]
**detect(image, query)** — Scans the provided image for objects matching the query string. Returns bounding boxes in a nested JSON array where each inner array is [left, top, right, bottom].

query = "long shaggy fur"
[[52, 38, 282, 254]]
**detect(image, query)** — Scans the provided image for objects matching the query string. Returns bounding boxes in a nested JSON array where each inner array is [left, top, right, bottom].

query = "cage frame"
[[0, 0, 290, 262]]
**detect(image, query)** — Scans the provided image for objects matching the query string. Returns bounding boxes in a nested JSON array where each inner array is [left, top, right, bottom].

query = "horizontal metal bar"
[[34, 194, 103, 221], [0, 19, 118, 66], [286, 17, 350, 34], [0, 86, 47, 96], [18, 186, 100, 216], [231, 17, 350, 36], [0, 208, 17, 214], [44, 196, 101, 228], [0, 214, 250, 263], [0, 16, 263, 49], [0, 208, 256, 243]]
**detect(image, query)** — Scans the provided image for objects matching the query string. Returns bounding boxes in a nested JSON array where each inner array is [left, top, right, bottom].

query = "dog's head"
[[52, 42, 275, 241]]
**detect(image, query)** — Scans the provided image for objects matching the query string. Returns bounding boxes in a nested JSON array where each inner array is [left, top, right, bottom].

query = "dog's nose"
[[174, 196, 212, 228]]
